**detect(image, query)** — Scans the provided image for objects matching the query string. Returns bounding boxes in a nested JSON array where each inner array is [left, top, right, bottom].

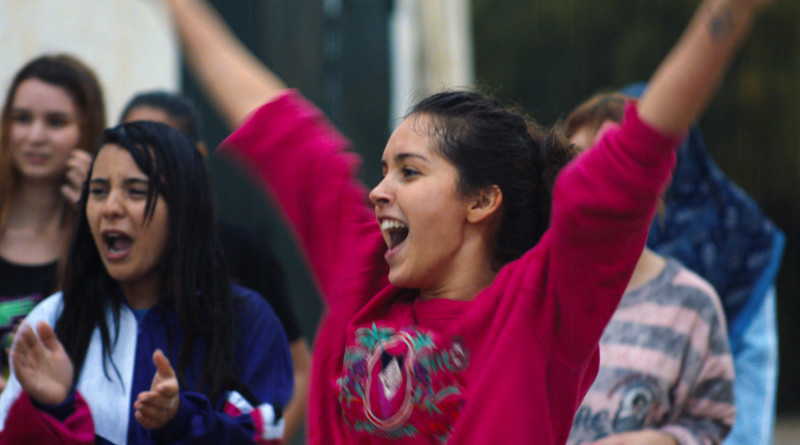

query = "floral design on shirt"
[[337, 323, 469, 441]]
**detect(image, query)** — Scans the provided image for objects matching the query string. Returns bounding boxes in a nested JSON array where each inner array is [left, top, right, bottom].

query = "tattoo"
[[708, 5, 736, 40], [707, 0, 745, 41]]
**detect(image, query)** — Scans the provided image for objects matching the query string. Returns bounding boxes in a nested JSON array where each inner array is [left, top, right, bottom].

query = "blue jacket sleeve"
[[151, 285, 293, 444]]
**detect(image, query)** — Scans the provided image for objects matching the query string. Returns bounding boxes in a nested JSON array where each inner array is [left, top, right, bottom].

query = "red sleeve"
[[534, 102, 680, 367], [220, 91, 388, 316], [0, 391, 94, 445]]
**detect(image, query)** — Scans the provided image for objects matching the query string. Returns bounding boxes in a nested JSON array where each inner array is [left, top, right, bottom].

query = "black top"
[[0, 256, 58, 366], [218, 220, 302, 343]]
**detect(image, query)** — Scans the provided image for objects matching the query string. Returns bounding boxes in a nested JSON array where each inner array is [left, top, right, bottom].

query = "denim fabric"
[[724, 287, 778, 445]]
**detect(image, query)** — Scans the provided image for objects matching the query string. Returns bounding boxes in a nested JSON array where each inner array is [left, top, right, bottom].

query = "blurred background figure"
[[622, 83, 784, 445], [563, 94, 736, 445], [0, 54, 105, 388]]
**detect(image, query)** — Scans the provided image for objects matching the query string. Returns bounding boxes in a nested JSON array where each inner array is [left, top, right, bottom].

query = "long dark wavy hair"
[[55, 121, 237, 404], [410, 91, 577, 268]]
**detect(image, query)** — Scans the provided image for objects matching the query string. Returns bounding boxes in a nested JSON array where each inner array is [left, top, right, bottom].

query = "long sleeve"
[[531, 102, 679, 367], [0, 391, 94, 445], [220, 91, 388, 317], [445, 102, 680, 445], [150, 286, 292, 444]]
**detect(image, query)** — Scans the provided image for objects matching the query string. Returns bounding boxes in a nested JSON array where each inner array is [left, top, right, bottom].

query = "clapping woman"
[[0, 121, 293, 444]]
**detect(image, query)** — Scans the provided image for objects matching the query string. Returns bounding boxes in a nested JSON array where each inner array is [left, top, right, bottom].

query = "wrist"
[[705, 0, 760, 29], [31, 387, 76, 421]]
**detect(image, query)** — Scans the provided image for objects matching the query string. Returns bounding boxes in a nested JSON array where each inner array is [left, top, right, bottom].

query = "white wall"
[[0, 0, 179, 124]]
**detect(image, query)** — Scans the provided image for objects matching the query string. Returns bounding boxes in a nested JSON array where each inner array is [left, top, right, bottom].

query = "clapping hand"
[[134, 349, 180, 429], [11, 321, 73, 405]]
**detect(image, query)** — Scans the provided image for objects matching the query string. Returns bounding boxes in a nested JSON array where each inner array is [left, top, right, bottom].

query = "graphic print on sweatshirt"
[[570, 375, 663, 443], [337, 324, 469, 441]]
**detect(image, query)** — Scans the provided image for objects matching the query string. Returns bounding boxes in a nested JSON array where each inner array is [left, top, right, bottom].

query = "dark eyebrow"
[[44, 111, 73, 119], [125, 178, 150, 187], [88, 177, 149, 186], [396, 152, 429, 162], [10, 107, 71, 118], [381, 152, 430, 168]]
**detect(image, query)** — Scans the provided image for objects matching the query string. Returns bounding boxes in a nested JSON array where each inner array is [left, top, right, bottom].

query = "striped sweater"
[[567, 259, 735, 445]]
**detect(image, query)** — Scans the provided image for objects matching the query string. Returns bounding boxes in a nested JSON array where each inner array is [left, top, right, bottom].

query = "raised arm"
[[165, 0, 287, 127], [539, 0, 772, 367], [639, 0, 771, 134]]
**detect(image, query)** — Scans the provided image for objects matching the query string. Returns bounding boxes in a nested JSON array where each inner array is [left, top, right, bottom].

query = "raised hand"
[[638, 0, 774, 135], [11, 320, 73, 405], [60, 149, 93, 205], [134, 349, 180, 429]]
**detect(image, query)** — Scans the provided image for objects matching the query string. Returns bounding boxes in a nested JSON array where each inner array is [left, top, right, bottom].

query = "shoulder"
[[231, 285, 282, 330], [662, 260, 729, 339], [667, 260, 724, 312]]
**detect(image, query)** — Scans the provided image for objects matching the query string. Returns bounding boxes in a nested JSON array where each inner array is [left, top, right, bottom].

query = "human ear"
[[467, 185, 502, 224]]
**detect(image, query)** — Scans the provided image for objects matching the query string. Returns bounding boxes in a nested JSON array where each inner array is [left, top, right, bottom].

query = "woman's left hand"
[[60, 150, 92, 206], [134, 349, 180, 429], [588, 430, 679, 445]]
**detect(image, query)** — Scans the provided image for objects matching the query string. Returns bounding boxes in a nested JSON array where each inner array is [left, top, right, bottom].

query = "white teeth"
[[380, 219, 408, 231]]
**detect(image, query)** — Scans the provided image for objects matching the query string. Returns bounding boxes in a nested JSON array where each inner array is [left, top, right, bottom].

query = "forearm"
[[282, 340, 311, 441], [639, 0, 764, 134], [165, 0, 287, 128], [660, 418, 731, 445], [222, 92, 387, 303]]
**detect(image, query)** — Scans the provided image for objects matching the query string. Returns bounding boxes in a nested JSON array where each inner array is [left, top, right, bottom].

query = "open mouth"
[[380, 219, 409, 249], [103, 232, 134, 256]]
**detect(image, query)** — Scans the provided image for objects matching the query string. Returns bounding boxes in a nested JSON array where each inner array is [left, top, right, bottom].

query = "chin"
[[387, 269, 421, 290], [103, 266, 134, 283], [387, 269, 407, 287]]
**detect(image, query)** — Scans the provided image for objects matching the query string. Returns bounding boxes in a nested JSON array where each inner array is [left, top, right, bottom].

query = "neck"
[[417, 222, 499, 302], [418, 266, 496, 302], [626, 247, 667, 292], [7, 180, 66, 230], [120, 276, 161, 310]]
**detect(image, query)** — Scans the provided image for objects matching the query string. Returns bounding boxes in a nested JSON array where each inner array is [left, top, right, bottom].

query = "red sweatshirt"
[[0, 392, 93, 444], [221, 91, 679, 444]]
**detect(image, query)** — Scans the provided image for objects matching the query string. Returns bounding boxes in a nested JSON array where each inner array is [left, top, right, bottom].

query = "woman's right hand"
[[10, 321, 73, 405], [61, 150, 93, 206]]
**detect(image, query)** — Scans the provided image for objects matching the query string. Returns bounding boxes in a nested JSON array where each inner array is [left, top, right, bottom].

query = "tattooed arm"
[[639, 0, 772, 135]]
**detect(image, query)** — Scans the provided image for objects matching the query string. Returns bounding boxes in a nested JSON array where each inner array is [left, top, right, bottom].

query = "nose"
[[369, 176, 392, 206], [28, 119, 48, 144], [101, 189, 125, 218]]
